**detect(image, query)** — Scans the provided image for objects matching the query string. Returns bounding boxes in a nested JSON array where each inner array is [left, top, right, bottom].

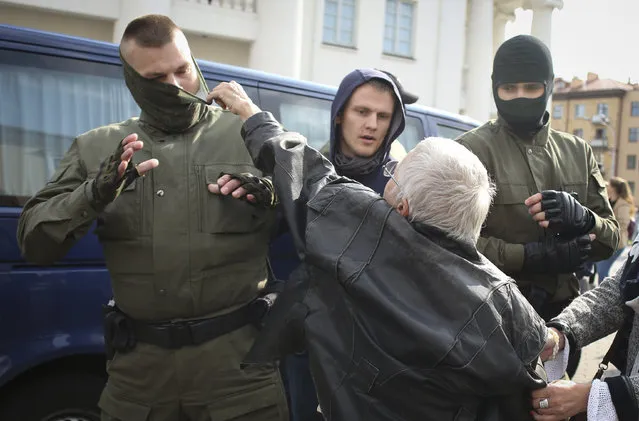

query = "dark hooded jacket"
[[242, 112, 548, 421], [270, 69, 405, 283], [328, 68, 406, 194]]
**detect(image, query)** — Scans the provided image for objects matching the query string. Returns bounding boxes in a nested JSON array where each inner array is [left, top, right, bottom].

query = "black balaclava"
[[120, 51, 209, 133], [492, 35, 554, 134]]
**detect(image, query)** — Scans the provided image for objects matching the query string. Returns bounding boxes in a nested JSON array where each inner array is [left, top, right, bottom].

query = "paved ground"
[[571, 248, 627, 382]]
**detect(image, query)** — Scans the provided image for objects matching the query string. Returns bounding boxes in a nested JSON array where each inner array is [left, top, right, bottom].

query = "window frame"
[[575, 104, 586, 119], [552, 104, 563, 119], [595, 128, 607, 140], [596, 102, 609, 117], [322, 0, 357, 48], [629, 127, 639, 143], [383, 0, 416, 58], [631, 101, 639, 117], [627, 154, 637, 170]]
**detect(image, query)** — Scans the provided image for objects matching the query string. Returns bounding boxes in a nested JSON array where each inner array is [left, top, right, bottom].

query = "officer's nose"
[[165, 74, 181, 89]]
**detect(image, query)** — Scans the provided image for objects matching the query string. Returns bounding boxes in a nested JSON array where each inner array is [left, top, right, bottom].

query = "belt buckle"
[[158, 321, 194, 349]]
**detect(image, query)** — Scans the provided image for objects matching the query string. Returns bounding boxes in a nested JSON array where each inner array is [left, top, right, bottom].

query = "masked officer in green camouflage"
[[17, 14, 288, 421], [457, 35, 619, 322]]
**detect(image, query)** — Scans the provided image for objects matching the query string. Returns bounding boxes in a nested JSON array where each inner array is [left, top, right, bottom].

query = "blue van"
[[0, 24, 479, 420]]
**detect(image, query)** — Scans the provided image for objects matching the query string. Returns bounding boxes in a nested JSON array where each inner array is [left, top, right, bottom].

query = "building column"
[[249, 0, 304, 79], [489, 8, 515, 118], [433, 0, 468, 114], [463, 0, 494, 122], [523, 0, 564, 49], [493, 10, 515, 58], [113, 0, 172, 43]]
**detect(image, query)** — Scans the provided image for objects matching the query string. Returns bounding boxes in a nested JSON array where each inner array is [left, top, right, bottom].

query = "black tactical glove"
[[91, 140, 141, 210], [523, 234, 593, 274], [540, 190, 595, 239], [221, 172, 277, 208]]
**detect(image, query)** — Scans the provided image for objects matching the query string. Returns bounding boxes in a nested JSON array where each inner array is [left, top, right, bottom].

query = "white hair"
[[395, 137, 495, 244]]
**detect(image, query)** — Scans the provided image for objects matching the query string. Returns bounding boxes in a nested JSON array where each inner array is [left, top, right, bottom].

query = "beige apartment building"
[[551, 73, 639, 192]]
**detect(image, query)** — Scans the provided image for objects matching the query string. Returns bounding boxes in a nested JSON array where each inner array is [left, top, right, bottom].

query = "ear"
[[335, 115, 342, 125], [396, 198, 410, 217]]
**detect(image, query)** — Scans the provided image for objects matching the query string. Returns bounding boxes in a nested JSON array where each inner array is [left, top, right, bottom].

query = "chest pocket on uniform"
[[493, 184, 530, 205], [95, 178, 144, 240], [197, 164, 267, 234], [563, 180, 588, 205]]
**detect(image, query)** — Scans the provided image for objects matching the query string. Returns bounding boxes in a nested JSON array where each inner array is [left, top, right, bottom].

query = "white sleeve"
[[588, 379, 619, 421], [543, 338, 571, 382]]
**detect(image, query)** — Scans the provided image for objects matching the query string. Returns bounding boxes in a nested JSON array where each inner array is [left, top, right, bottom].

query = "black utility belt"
[[133, 304, 253, 349]]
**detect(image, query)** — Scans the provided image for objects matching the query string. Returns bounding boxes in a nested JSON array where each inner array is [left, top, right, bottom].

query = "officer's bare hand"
[[526, 193, 556, 228], [207, 81, 262, 121], [208, 174, 256, 203], [118, 134, 159, 177]]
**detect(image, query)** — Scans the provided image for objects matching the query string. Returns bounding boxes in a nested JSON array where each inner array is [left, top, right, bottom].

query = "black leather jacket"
[[241, 112, 548, 421]]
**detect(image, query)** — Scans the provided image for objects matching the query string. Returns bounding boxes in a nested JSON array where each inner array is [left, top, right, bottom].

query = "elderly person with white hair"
[[208, 81, 551, 421]]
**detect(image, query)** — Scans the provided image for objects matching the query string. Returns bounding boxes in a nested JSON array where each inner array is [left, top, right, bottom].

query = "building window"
[[595, 128, 607, 139], [632, 101, 639, 117], [573, 128, 584, 138], [629, 181, 636, 194], [628, 155, 637, 170], [596, 103, 609, 117], [630, 128, 639, 143], [552, 104, 563, 119], [323, 0, 356, 47], [383, 0, 414, 57], [575, 104, 585, 118]]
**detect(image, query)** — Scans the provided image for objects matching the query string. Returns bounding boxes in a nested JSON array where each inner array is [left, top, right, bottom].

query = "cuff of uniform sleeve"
[[604, 376, 639, 421], [505, 243, 525, 272], [587, 208, 602, 235], [73, 180, 101, 225], [590, 211, 611, 241]]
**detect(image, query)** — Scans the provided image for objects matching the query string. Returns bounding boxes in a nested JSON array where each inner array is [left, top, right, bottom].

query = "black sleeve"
[[241, 112, 339, 259], [604, 376, 639, 421]]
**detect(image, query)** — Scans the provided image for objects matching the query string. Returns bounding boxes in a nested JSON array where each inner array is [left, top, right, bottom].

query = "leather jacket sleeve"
[[241, 111, 340, 258]]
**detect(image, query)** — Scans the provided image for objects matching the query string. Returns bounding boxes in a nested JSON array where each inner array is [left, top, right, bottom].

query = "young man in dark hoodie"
[[270, 68, 411, 421]]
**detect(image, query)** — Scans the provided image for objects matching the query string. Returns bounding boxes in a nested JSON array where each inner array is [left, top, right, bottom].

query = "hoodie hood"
[[329, 69, 406, 178]]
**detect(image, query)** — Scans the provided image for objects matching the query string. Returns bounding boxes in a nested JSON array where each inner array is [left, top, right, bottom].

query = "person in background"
[[596, 177, 636, 280]]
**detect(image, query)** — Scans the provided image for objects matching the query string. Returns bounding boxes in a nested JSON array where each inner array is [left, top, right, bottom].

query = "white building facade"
[[0, 0, 563, 121]]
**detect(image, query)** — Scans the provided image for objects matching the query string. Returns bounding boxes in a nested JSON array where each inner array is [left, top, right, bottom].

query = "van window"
[[205, 78, 258, 104], [436, 122, 468, 140], [0, 50, 139, 207], [397, 115, 424, 152], [259, 89, 332, 150]]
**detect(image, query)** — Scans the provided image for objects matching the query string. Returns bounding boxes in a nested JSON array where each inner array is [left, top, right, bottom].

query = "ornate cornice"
[[522, 0, 565, 11]]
